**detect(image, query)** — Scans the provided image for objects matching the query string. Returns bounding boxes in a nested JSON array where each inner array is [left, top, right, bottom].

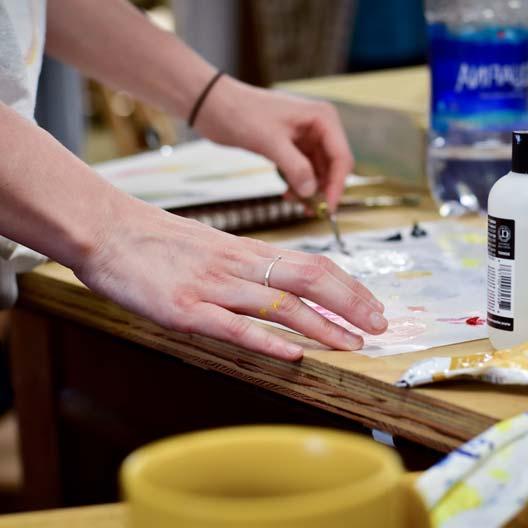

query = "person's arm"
[[0, 103, 111, 268], [0, 102, 387, 361], [45, 0, 352, 210]]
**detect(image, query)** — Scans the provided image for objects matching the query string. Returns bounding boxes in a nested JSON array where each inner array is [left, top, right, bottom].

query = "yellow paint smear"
[[496, 416, 517, 433], [271, 292, 287, 311], [449, 344, 528, 371], [396, 271, 432, 280], [459, 232, 486, 245], [488, 467, 509, 483], [258, 292, 287, 319], [461, 257, 481, 269], [432, 483, 482, 527]]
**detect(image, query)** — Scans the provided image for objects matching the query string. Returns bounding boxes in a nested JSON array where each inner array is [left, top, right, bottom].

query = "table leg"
[[10, 307, 62, 509]]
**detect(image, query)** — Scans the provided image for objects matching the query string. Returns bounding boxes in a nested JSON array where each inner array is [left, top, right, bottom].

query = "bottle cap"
[[512, 131, 528, 174]]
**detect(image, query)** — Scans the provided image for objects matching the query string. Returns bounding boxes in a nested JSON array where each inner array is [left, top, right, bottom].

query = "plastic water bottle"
[[425, 0, 528, 216]]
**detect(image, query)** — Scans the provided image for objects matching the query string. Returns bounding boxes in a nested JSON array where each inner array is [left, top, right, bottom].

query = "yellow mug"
[[121, 426, 430, 528]]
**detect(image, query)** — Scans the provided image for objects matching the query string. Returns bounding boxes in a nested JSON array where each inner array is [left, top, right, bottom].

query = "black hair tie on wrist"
[[187, 70, 224, 128]]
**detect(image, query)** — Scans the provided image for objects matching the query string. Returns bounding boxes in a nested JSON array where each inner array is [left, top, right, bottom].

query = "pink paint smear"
[[306, 302, 428, 345]]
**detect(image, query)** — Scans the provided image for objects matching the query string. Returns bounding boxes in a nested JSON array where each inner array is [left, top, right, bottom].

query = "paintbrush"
[[339, 194, 422, 209], [277, 170, 350, 255]]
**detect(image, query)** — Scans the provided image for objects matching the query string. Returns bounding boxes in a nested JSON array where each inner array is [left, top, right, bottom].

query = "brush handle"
[[276, 169, 329, 220]]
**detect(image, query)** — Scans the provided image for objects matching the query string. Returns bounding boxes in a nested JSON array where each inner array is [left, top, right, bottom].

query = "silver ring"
[[264, 256, 282, 288]]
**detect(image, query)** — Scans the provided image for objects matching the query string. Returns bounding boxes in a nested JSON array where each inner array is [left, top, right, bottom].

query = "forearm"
[[45, 0, 216, 120], [45, 0, 352, 212], [0, 103, 123, 268]]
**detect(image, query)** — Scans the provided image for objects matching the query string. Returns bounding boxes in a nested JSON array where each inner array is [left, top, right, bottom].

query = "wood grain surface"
[[0, 504, 125, 527], [16, 203, 527, 453]]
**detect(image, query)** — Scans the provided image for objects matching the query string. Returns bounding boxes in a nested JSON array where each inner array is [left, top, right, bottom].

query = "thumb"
[[267, 140, 317, 198]]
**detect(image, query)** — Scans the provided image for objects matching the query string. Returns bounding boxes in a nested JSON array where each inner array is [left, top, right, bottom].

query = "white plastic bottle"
[[488, 131, 528, 349]]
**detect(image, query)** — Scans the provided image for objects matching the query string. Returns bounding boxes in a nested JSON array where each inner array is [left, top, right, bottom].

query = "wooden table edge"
[[14, 267, 496, 452]]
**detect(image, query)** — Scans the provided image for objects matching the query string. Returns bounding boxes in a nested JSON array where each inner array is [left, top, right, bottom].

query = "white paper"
[[270, 221, 488, 357], [93, 140, 383, 209]]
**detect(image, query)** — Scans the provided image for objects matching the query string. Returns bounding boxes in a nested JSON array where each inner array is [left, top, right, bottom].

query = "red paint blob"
[[466, 316, 485, 326]]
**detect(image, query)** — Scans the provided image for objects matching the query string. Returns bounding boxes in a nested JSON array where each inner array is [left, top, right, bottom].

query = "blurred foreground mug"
[[121, 426, 430, 527]]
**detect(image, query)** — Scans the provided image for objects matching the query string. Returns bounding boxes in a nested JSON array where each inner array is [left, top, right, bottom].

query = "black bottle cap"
[[512, 131, 528, 174]]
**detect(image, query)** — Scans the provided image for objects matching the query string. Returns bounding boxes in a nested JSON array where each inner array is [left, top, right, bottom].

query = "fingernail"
[[286, 342, 304, 358], [370, 311, 388, 331], [372, 299, 385, 313], [344, 333, 363, 350], [298, 180, 316, 198]]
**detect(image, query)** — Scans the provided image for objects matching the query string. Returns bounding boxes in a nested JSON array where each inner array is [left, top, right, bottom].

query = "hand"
[[194, 76, 353, 212], [75, 198, 387, 361]]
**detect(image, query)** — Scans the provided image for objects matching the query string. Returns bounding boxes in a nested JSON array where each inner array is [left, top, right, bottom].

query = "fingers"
[[312, 104, 354, 211], [264, 139, 318, 199], [240, 255, 387, 335], [258, 102, 352, 212], [189, 302, 304, 361], [240, 239, 384, 313], [324, 156, 350, 212], [208, 279, 364, 351], [279, 249, 385, 313]]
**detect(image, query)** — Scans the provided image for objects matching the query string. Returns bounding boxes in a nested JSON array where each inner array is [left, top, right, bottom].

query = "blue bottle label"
[[429, 23, 528, 134]]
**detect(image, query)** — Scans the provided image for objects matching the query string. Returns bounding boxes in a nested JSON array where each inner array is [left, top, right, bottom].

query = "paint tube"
[[416, 413, 528, 528], [396, 342, 528, 388]]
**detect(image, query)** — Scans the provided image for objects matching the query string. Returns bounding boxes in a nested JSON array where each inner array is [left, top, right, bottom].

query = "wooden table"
[[10, 199, 528, 510], [0, 504, 124, 527]]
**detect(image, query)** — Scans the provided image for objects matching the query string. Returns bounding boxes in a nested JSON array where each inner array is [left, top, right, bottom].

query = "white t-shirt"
[[0, 0, 47, 308]]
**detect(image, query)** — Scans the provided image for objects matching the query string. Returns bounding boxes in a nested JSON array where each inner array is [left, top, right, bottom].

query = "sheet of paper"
[[93, 140, 383, 209], [270, 221, 487, 357]]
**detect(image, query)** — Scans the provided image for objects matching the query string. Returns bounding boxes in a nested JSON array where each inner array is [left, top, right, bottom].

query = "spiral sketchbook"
[[93, 140, 383, 232]]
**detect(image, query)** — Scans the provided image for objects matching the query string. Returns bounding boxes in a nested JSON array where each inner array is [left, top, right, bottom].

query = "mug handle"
[[399, 473, 431, 528]]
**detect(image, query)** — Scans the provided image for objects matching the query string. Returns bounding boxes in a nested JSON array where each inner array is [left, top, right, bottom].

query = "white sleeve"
[[0, 236, 47, 308]]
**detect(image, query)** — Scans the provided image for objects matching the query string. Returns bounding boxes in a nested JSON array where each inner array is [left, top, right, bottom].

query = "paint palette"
[[275, 221, 488, 357], [326, 249, 414, 276]]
